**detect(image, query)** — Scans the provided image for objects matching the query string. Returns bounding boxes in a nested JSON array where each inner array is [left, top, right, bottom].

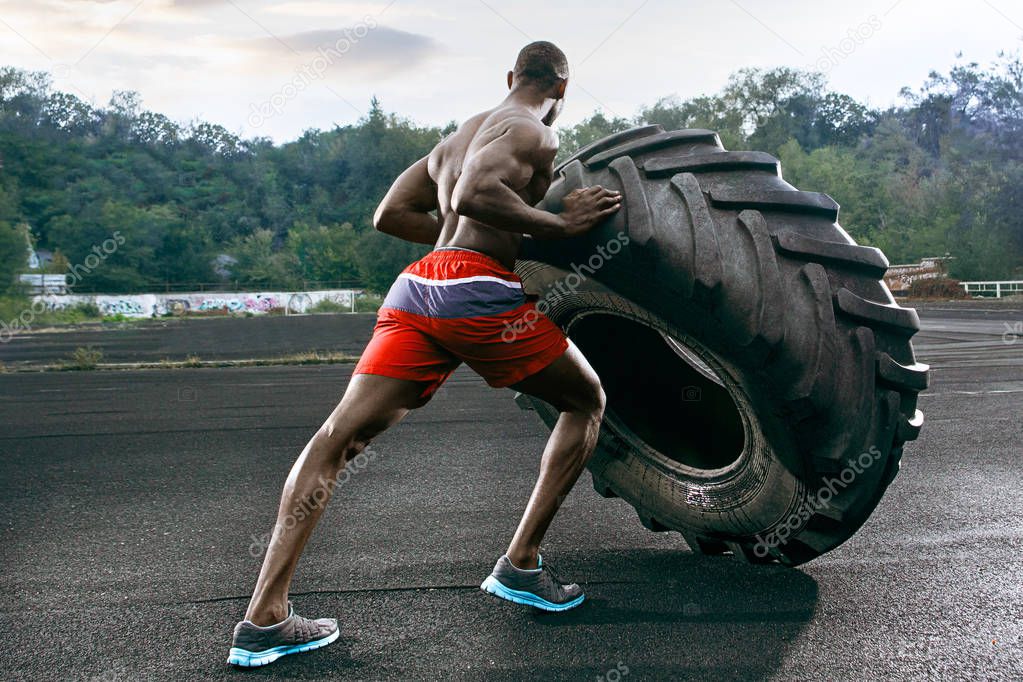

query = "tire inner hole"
[[570, 313, 746, 471]]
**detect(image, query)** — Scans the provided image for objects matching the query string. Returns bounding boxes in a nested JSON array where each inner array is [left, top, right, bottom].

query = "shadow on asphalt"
[[525, 548, 820, 675]]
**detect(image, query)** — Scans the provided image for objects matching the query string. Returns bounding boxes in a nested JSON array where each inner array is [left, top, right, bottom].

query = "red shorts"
[[354, 247, 568, 399]]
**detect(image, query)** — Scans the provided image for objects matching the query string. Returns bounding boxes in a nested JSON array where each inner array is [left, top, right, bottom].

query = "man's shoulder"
[[500, 114, 556, 143], [487, 114, 557, 162]]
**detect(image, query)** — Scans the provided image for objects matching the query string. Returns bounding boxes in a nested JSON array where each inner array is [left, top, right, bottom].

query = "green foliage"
[[2, 48, 1022, 292], [353, 230, 429, 293], [287, 222, 360, 284], [556, 112, 632, 164], [228, 229, 300, 290], [0, 221, 28, 294]]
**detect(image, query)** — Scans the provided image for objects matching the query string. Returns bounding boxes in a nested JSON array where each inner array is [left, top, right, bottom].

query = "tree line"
[[1, 48, 1021, 296]]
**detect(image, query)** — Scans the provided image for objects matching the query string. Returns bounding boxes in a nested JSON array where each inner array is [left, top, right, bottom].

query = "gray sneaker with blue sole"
[[480, 555, 585, 612], [227, 602, 339, 667]]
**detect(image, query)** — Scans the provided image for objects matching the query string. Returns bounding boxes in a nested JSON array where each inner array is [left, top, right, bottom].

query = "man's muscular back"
[[429, 106, 557, 269], [373, 65, 620, 271]]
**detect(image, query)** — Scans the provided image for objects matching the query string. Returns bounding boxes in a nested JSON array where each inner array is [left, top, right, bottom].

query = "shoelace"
[[541, 560, 569, 587], [292, 615, 313, 643]]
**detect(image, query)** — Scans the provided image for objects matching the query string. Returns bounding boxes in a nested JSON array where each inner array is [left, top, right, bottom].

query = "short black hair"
[[513, 41, 569, 89]]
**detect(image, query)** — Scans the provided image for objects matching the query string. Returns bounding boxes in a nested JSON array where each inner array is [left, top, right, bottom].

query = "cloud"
[[245, 25, 444, 77], [261, 2, 442, 20]]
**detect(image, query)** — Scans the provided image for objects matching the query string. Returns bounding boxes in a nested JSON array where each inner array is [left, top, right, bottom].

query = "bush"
[[308, 298, 350, 314], [63, 346, 103, 370]]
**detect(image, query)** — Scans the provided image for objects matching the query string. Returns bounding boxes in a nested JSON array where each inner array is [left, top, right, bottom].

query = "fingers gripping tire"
[[515, 126, 928, 566]]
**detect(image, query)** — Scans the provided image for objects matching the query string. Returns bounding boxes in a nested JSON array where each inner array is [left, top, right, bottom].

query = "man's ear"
[[554, 79, 568, 99], [507, 70, 514, 89]]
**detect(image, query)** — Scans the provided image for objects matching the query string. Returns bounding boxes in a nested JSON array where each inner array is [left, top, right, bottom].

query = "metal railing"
[[960, 281, 1023, 298]]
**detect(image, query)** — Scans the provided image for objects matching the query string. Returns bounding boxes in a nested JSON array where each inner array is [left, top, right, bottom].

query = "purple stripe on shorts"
[[381, 277, 526, 318]]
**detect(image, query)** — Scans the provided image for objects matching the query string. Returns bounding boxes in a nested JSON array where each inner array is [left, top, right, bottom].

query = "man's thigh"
[[320, 373, 434, 445]]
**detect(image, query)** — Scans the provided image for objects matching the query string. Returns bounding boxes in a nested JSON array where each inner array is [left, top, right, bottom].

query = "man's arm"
[[373, 156, 442, 246], [451, 119, 620, 240]]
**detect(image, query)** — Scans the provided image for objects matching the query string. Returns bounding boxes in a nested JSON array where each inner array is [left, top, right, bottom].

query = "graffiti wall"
[[32, 290, 359, 318], [883, 257, 953, 295]]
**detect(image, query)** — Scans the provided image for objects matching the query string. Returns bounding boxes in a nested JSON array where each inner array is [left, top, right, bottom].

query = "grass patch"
[[281, 350, 354, 364], [62, 346, 103, 370]]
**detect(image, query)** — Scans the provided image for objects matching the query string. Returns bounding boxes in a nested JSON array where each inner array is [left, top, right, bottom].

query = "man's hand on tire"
[[559, 186, 622, 237]]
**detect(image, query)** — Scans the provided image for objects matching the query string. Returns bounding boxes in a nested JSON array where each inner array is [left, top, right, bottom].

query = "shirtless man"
[[228, 41, 621, 667]]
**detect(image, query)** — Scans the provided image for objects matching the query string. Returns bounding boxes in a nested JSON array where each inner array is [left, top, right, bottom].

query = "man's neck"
[[503, 87, 553, 122]]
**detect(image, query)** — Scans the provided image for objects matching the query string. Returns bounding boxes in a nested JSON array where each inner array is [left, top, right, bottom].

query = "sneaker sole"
[[227, 628, 339, 667], [479, 575, 585, 612]]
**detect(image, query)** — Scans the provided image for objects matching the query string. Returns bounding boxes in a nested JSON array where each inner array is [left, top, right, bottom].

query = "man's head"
[[507, 41, 569, 125]]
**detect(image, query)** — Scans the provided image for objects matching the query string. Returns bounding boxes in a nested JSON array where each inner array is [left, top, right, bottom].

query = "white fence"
[[31, 289, 362, 318], [960, 281, 1023, 298]]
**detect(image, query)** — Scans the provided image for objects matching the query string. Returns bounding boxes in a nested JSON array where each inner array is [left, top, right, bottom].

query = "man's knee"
[[318, 420, 383, 466], [569, 378, 605, 423]]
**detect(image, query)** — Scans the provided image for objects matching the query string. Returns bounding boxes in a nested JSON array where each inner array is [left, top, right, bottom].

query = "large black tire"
[[515, 125, 928, 566]]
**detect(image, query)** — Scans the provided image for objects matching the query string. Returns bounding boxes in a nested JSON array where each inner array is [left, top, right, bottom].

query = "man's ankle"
[[506, 549, 539, 570], [245, 600, 289, 627]]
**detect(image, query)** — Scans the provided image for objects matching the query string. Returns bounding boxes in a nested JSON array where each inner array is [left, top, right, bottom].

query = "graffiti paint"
[[31, 290, 361, 319]]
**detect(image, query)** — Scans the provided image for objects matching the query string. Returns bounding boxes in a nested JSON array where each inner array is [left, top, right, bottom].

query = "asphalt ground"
[[0, 303, 1021, 680]]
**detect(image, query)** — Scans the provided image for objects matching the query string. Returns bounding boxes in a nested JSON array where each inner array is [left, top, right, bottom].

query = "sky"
[[1, 0, 1021, 143]]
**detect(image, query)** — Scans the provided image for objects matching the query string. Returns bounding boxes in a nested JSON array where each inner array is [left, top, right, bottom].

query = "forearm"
[[374, 209, 442, 246], [454, 182, 567, 239]]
